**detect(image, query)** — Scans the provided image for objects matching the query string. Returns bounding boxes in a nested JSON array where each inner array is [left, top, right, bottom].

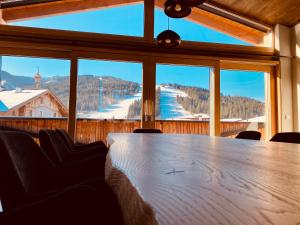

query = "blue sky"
[[0, 3, 264, 101]]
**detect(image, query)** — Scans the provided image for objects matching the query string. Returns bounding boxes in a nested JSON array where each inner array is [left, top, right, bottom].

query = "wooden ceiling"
[[208, 0, 300, 27]]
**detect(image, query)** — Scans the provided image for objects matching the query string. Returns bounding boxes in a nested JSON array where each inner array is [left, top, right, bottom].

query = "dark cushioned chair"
[[0, 131, 125, 225], [270, 132, 300, 144], [55, 129, 108, 154], [235, 131, 261, 140], [133, 128, 162, 133], [39, 129, 106, 178]]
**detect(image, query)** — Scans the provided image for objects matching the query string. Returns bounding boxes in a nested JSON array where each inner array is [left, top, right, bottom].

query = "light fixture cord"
[[168, 17, 170, 30]]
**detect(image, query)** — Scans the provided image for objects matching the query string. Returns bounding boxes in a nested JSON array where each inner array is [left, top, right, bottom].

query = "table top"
[[105, 133, 300, 225]]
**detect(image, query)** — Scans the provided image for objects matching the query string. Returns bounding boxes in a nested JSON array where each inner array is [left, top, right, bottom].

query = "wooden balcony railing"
[[0, 117, 265, 143]]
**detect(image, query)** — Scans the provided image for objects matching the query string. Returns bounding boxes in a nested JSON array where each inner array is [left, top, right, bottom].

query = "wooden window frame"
[[0, 0, 280, 138]]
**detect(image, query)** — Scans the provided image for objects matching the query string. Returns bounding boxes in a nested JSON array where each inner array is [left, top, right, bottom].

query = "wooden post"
[[265, 67, 279, 139], [142, 56, 156, 128], [209, 63, 221, 136], [0, 9, 6, 24], [67, 56, 78, 140], [291, 23, 300, 132], [144, 0, 154, 42]]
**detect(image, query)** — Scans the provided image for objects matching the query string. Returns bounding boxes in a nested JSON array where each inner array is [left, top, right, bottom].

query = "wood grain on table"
[[105, 133, 300, 225]]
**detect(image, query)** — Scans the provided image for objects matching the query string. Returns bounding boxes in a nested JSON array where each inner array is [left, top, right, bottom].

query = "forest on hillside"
[[127, 87, 161, 119], [41, 75, 140, 112], [168, 84, 264, 119]]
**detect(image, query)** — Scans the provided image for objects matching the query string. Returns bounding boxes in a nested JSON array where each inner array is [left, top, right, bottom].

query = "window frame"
[[0, 0, 279, 139]]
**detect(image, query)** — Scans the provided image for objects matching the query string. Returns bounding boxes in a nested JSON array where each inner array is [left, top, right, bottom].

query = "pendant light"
[[164, 0, 191, 18], [156, 17, 181, 47]]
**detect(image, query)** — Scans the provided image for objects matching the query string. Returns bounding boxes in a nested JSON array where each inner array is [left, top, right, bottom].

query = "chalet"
[[0, 88, 68, 117]]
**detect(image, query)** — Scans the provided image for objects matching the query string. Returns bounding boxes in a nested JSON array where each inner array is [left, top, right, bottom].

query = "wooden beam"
[[0, 0, 62, 9], [0, 9, 6, 24], [0, 25, 277, 62], [2, 0, 142, 22], [210, 62, 221, 136], [187, 8, 266, 45], [265, 67, 278, 139], [141, 56, 156, 129], [67, 55, 78, 141], [199, 2, 272, 33], [220, 61, 273, 72], [144, 0, 154, 42], [2, 0, 267, 45]]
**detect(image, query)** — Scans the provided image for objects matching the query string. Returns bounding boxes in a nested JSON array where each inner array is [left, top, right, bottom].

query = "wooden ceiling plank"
[[210, 0, 300, 27]]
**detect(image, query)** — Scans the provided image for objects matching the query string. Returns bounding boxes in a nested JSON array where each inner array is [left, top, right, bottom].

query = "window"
[[10, 4, 144, 37], [0, 56, 70, 118], [77, 59, 142, 120], [220, 70, 266, 139], [154, 2, 252, 46], [155, 64, 211, 135]]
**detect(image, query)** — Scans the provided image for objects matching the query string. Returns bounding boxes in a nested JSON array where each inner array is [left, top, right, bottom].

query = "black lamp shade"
[[178, 0, 206, 7], [164, 0, 192, 18], [156, 30, 181, 47]]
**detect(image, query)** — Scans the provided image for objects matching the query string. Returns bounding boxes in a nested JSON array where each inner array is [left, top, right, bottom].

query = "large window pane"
[[0, 56, 70, 118], [154, 3, 251, 46], [220, 70, 265, 139], [77, 59, 142, 120], [10, 4, 144, 37], [156, 64, 210, 135]]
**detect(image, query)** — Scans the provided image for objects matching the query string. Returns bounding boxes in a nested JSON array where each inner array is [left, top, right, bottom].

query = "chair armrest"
[[74, 141, 108, 153]]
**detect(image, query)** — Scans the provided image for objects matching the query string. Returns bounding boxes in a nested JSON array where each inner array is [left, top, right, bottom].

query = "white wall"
[[292, 23, 300, 131], [275, 24, 294, 131]]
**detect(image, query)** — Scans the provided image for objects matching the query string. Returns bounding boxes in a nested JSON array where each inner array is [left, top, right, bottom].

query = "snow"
[[242, 116, 265, 123], [77, 92, 142, 119], [0, 89, 48, 110], [159, 85, 188, 98], [221, 118, 242, 122]]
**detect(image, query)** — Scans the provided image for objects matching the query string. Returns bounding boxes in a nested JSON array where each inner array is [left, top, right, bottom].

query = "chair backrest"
[[0, 131, 53, 210], [133, 128, 162, 133], [39, 129, 62, 164], [55, 129, 75, 151], [235, 131, 261, 140], [270, 132, 300, 144], [39, 129, 70, 163], [0, 126, 38, 138]]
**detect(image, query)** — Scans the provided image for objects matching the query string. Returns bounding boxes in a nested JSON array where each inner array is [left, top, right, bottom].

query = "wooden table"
[[105, 133, 300, 225]]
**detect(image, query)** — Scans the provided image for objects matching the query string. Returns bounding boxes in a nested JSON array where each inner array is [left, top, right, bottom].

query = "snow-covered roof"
[[0, 89, 48, 111], [221, 118, 242, 122], [242, 116, 265, 123]]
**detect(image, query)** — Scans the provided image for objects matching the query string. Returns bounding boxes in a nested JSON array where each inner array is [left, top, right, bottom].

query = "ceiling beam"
[[2, 0, 142, 22], [0, 0, 62, 9], [198, 2, 272, 33], [2, 0, 267, 45]]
